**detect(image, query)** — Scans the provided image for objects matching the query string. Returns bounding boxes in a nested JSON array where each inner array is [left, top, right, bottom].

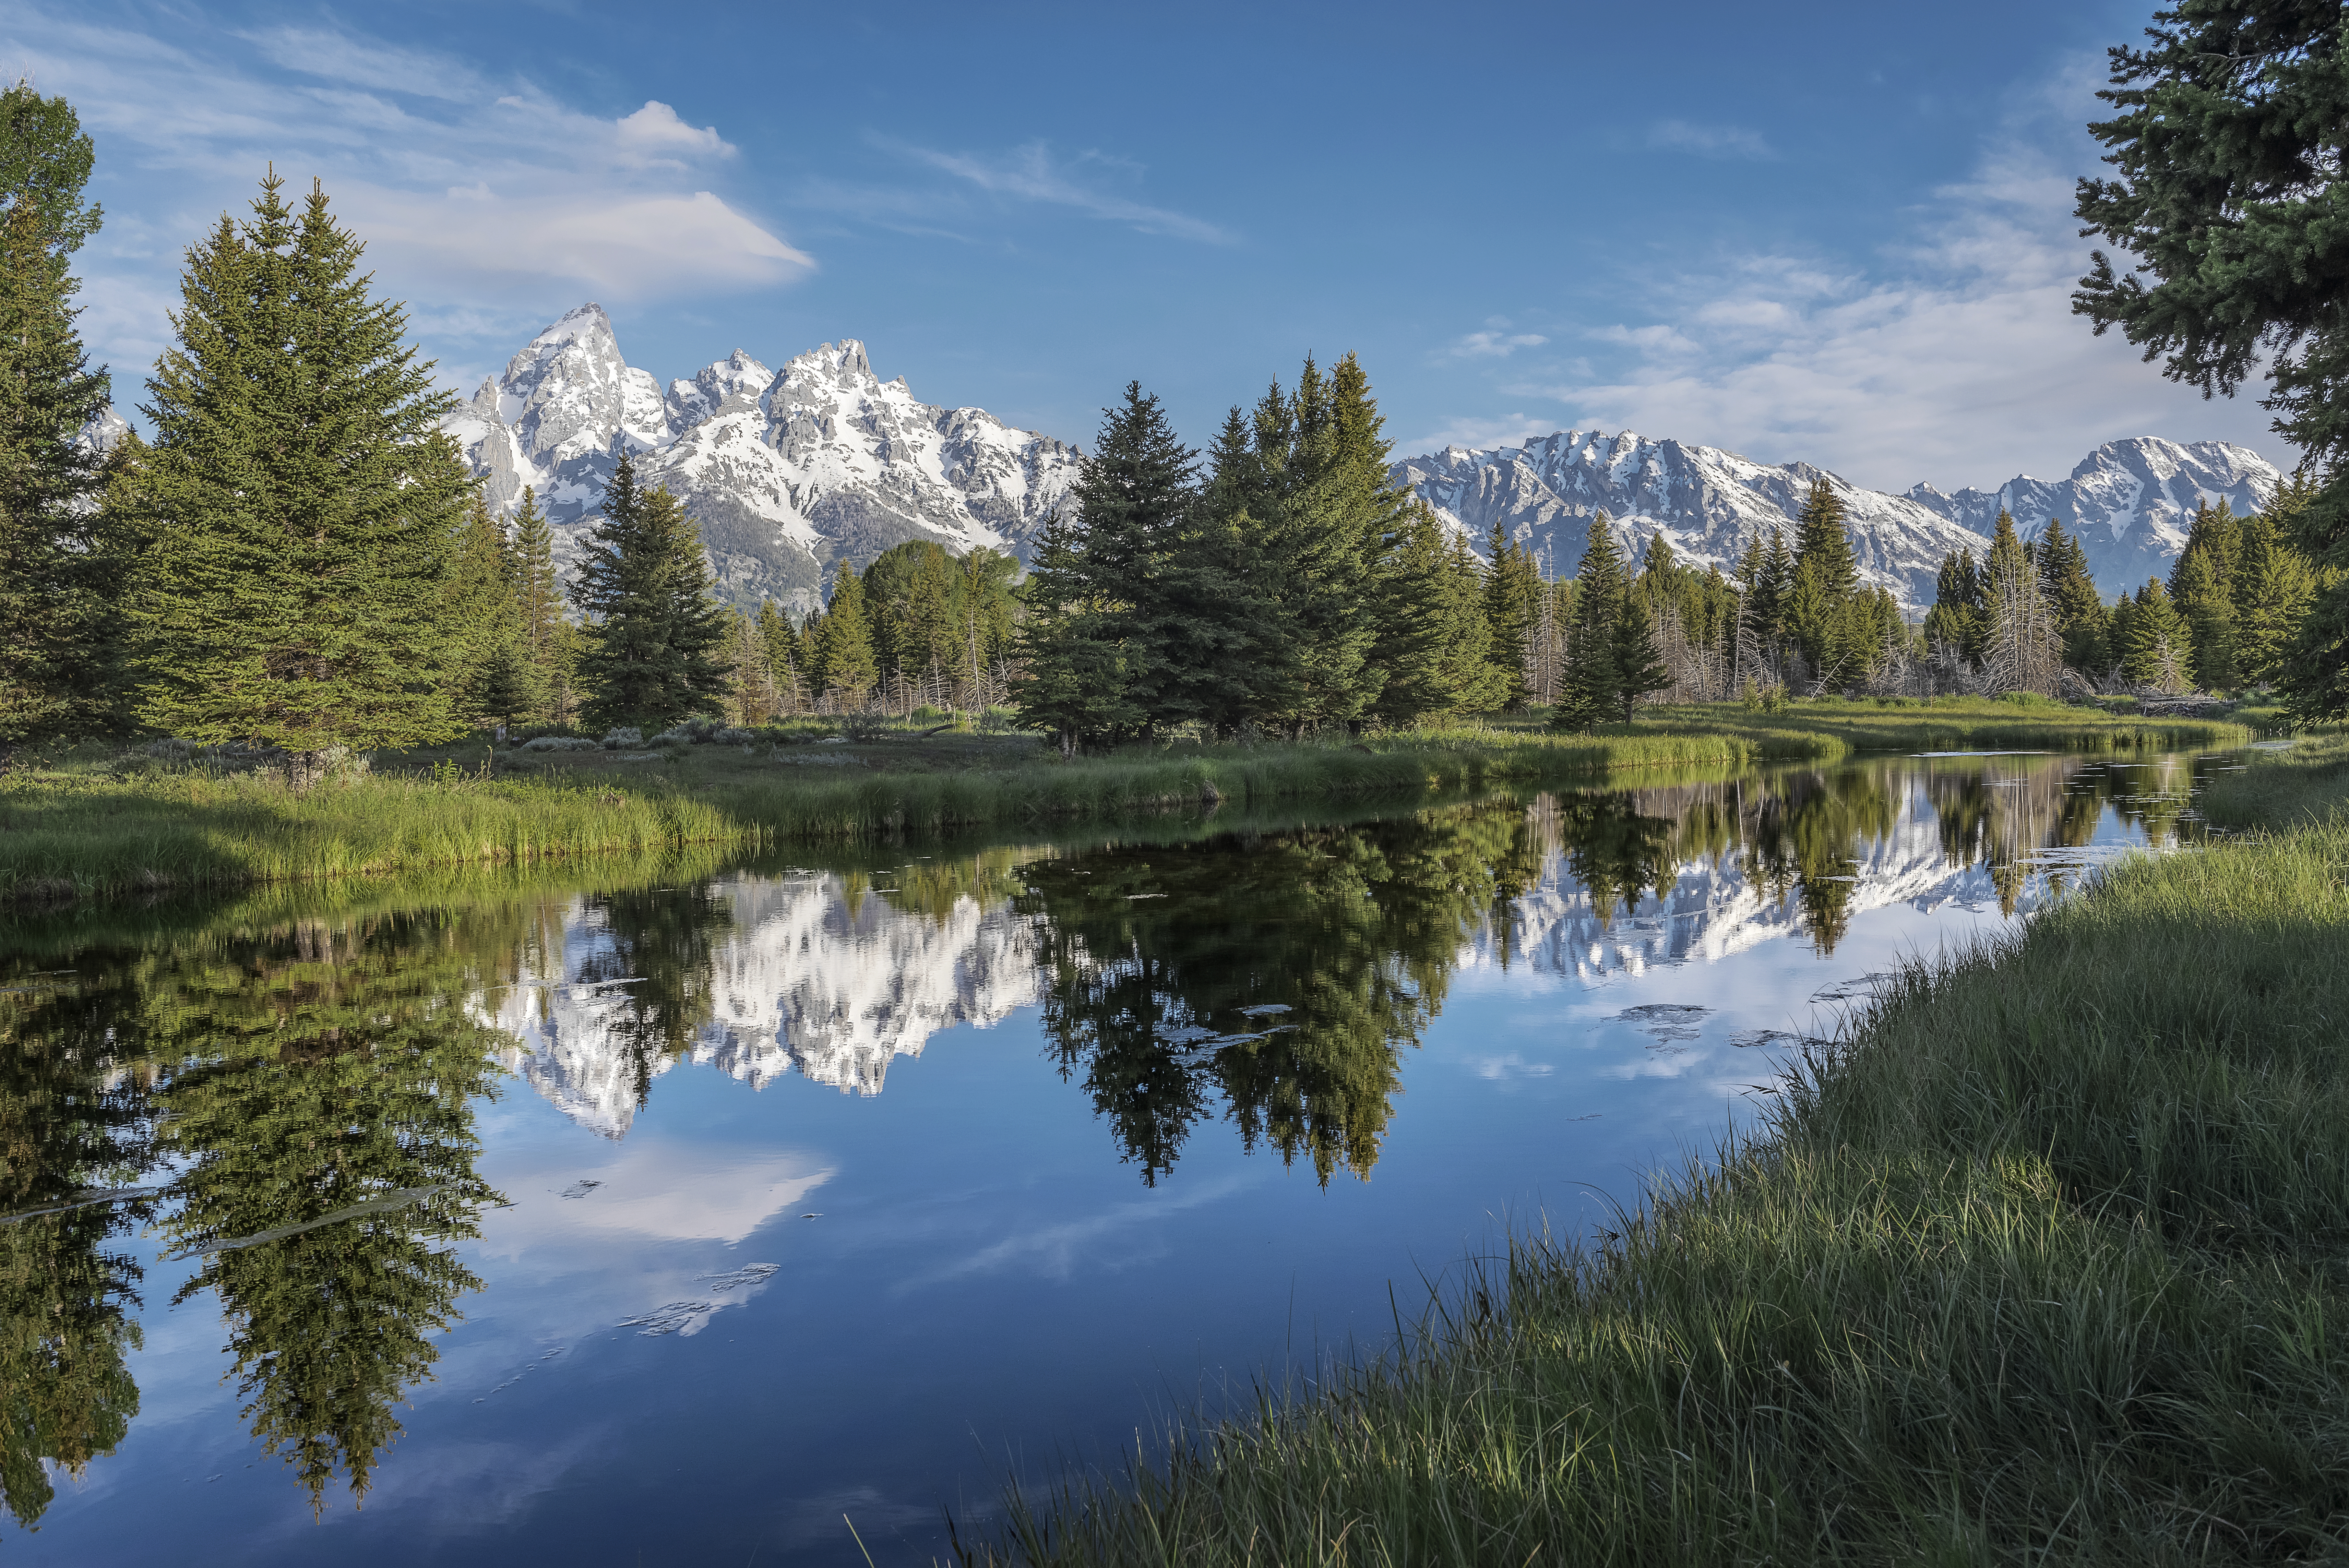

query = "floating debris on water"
[[701, 1263, 780, 1293], [616, 1301, 713, 1336], [0, 1184, 168, 1226], [559, 1180, 603, 1200], [1615, 1003, 1708, 1045], [175, 1186, 444, 1258]]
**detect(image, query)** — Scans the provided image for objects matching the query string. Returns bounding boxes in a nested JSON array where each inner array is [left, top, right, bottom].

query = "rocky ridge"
[[1396, 430, 2282, 606], [444, 304, 1080, 615]]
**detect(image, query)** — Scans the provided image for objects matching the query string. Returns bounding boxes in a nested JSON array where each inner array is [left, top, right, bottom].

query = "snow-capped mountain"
[[446, 304, 1081, 615], [474, 868, 1040, 1138], [1396, 431, 2282, 606]]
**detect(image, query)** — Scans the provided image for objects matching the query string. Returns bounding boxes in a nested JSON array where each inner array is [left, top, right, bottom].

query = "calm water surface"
[[0, 751, 2240, 1565]]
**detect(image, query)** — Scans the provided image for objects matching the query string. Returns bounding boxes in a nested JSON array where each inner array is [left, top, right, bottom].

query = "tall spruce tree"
[[507, 486, 563, 716], [132, 174, 474, 782], [1079, 383, 1199, 734], [1250, 358, 1385, 732], [0, 84, 114, 746], [1012, 508, 1137, 752], [2123, 577, 2195, 692], [1481, 521, 1542, 708], [1609, 589, 1670, 720], [2170, 545, 2239, 689], [809, 560, 878, 706], [570, 454, 731, 730], [2034, 517, 2110, 671], [1786, 478, 1862, 686], [1553, 511, 1628, 733], [2234, 492, 2319, 685]]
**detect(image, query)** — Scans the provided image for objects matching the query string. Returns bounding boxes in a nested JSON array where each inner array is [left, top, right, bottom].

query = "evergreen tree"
[[1480, 521, 1541, 708], [571, 454, 731, 730], [1786, 480, 1862, 684], [131, 174, 475, 781], [450, 493, 519, 725], [1925, 549, 1986, 665], [0, 83, 113, 746], [2123, 577, 2195, 692], [2233, 495, 2319, 685], [2170, 544, 2239, 689], [507, 486, 563, 715], [1065, 382, 1198, 734], [1553, 512, 1628, 733], [1375, 511, 1501, 724], [2034, 517, 2110, 671], [2072, 7, 2349, 717], [1609, 590, 1670, 720], [1011, 508, 1137, 752], [756, 599, 803, 712], [809, 559, 878, 706]]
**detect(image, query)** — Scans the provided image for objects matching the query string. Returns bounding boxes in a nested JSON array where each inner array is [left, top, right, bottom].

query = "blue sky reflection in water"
[[0, 751, 2229, 1565]]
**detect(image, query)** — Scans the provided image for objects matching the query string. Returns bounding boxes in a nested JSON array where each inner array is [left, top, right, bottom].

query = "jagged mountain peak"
[[1396, 426, 2280, 605], [446, 307, 1081, 616]]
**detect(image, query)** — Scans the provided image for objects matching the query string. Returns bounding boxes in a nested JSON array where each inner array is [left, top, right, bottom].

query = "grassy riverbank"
[[0, 699, 2247, 905], [968, 736, 2349, 1565]]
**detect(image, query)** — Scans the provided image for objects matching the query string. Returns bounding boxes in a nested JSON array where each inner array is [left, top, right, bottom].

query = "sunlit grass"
[[961, 735, 2349, 1566]]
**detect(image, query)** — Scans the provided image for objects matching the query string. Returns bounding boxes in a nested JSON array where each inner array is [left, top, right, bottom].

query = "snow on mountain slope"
[[472, 870, 1039, 1138], [445, 305, 1081, 616], [1396, 430, 2282, 606]]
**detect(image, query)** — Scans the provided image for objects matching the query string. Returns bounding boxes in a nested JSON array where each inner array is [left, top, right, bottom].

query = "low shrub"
[[599, 726, 644, 749]]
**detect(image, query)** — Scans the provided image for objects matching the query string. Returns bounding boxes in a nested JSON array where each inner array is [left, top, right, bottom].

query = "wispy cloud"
[[1647, 120, 1775, 161], [1446, 329, 1548, 359], [8, 6, 811, 384], [1450, 59, 2286, 488], [884, 138, 1234, 244]]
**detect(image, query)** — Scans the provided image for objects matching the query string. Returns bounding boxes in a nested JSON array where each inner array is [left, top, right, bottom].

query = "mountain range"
[[442, 305, 2284, 614], [445, 304, 1080, 615]]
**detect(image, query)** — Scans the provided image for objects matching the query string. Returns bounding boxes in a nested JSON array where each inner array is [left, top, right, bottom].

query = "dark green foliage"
[[1554, 512, 1628, 733], [1012, 508, 1137, 752], [1786, 480, 1868, 686], [2233, 491, 2319, 684], [0, 83, 113, 744], [1481, 522, 1542, 709], [1375, 513, 1505, 724], [2034, 518, 2110, 671], [2123, 577, 2195, 691], [2072, 5, 2349, 715], [0, 956, 151, 1527], [507, 486, 564, 718], [572, 454, 732, 730], [130, 174, 475, 767], [1608, 592, 1670, 721]]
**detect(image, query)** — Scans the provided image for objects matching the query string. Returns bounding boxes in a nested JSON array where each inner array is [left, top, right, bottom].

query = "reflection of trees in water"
[[1016, 806, 1549, 1185], [1, 904, 523, 1518], [0, 960, 155, 1529], [576, 886, 734, 1109]]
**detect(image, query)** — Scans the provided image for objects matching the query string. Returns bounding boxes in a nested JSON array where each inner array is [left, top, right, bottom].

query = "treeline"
[[1015, 364, 1611, 749], [1920, 489, 2323, 697], [0, 87, 1017, 771]]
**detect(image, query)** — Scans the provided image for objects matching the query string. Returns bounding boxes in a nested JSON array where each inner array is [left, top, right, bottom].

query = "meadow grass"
[[0, 700, 2245, 906], [962, 734, 2349, 1566]]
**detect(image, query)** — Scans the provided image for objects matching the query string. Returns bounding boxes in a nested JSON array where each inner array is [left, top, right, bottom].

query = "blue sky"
[[17, 0, 2289, 491]]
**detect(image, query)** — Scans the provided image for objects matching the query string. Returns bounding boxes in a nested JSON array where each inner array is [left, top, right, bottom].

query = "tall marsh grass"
[[966, 740, 2349, 1565], [0, 767, 745, 904]]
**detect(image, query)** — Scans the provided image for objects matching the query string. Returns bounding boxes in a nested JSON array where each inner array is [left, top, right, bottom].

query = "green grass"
[[961, 735, 2349, 1566], [0, 699, 2247, 907]]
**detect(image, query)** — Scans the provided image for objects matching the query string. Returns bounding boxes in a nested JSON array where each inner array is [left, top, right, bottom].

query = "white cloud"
[[612, 99, 734, 166], [343, 186, 812, 297], [887, 138, 1234, 244], [1648, 120, 1775, 160], [5, 7, 810, 386], [1400, 412, 1563, 454], [1446, 329, 1548, 359], [1483, 61, 2290, 490]]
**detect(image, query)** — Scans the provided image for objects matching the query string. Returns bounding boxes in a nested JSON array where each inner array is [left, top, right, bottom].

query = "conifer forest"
[[2, 78, 2343, 771]]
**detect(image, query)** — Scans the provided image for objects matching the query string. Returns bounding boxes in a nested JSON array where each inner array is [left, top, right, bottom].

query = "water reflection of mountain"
[[477, 867, 1040, 1137], [1483, 760, 2123, 977]]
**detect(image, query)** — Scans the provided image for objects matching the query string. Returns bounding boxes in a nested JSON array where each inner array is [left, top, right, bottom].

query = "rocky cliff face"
[[443, 304, 1081, 616], [1394, 430, 2281, 606]]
